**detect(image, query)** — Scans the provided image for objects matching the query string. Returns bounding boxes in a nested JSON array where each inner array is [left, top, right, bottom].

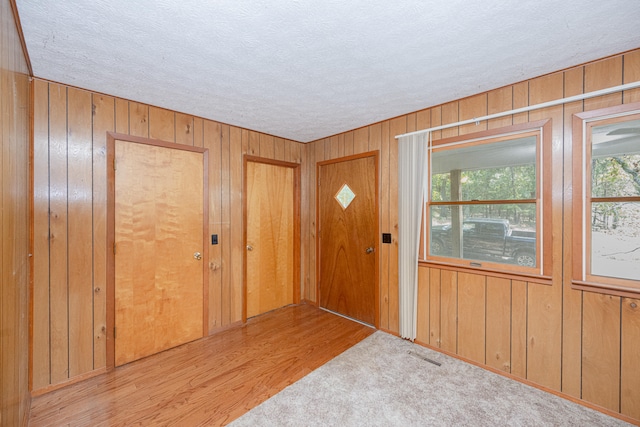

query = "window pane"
[[591, 118, 640, 198], [430, 204, 536, 267], [591, 202, 640, 281], [431, 136, 536, 202]]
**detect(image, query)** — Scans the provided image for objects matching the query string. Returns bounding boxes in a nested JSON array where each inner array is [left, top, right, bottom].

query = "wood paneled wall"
[[1, 0, 31, 425], [30, 80, 305, 391], [305, 49, 640, 422], [29, 43, 640, 423]]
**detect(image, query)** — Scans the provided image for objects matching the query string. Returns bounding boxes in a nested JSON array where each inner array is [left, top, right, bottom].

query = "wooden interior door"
[[318, 153, 378, 326], [111, 138, 207, 366], [245, 158, 299, 319]]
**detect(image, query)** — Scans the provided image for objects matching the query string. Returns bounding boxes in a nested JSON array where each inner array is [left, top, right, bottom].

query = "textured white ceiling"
[[15, 1, 640, 142]]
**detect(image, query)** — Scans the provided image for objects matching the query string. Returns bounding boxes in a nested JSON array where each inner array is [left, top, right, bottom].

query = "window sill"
[[571, 280, 640, 299], [418, 260, 552, 285]]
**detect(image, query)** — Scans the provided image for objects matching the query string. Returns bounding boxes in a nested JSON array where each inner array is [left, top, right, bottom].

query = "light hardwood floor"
[[29, 304, 374, 426]]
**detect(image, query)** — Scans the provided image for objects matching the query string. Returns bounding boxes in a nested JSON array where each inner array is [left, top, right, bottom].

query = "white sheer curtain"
[[398, 132, 428, 341]]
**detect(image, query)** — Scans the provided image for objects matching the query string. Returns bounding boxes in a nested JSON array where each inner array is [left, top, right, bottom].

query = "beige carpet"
[[230, 331, 631, 426]]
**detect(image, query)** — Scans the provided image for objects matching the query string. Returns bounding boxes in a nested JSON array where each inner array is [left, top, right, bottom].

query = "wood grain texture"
[[149, 106, 175, 142], [439, 269, 457, 353], [31, 79, 305, 391], [92, 93, 115, 370], [1, 2, 31, 422], [246, 161, 295, 317], [457, 272, 485, 364], [67, 87, 94, 377], [623, 50, 640, 104], [561, 65, 584, 399], [31, 79, 51, 390], [485, 277, 511, 372], [429, 268, 441, 347], [582, 292, 621, 412], [416, 266, 430, 343], [114, 140, 205, 366], [621, 298, 640, 419], [584, 56, 623, 111], [48, 83, 70, 384], [387, 118, 402, 332], [510, 280, 528, 379], [318, 155, 377, 325], [29, 305, 374, 427], [379, 121, 391, 330], [459, 93, 487, 135]]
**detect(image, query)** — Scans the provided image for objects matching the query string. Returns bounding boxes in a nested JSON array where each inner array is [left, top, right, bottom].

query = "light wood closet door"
[[114, 139, 205, 366], [318, 153, 378, 326], [245, 160, 296, 318]]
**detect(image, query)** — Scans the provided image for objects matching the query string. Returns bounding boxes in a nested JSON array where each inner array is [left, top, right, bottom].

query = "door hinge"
[[113, 158, 117, 171], [113, 242, 116, 255]]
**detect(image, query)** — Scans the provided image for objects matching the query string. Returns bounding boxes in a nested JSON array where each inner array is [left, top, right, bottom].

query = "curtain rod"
[[395, 81, 640, 139]]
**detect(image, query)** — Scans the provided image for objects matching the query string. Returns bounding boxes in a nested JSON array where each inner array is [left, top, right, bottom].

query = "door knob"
[[194, 252, 202, 260], [247, 245, 253, 251], [365, 247, 374, 254]]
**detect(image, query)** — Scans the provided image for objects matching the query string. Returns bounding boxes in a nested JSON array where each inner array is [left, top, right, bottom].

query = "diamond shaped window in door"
[[335, 183, 356, 210]]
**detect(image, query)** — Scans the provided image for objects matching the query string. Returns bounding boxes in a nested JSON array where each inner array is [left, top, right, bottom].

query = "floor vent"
[[408, 351, 442, 366]]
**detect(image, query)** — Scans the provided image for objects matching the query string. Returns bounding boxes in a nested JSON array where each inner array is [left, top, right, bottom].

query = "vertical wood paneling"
[[511, 280, 527, 379], [379, 121, 390, 330], [114, 98, 128, 134], [429, 268, 441, 347], [623, 50, 640, 103], [441, 102, 458, 139], [562, 65, 585, 398], [175, 112, 194, 146], [260, 134, 275, 159], [32, 79, 51, 390], [193, 117, 204, 148], [129, 102, 149, 138], [621, 298, 640, 419], [229, 127, 243, 322], [416, 266, 430, 343], [526, 72, 564, 392], [67, 88, 94, 377], [526, 284, 561, 390], [584, 56, 623, 111], [485, 277, 511, 372], [1, 5, 31, 421], [353, 127, 368, 154], [48, 83, 70, 384], [248, 131, 260, 156], [439, 269, 457, 353], [459, 94, 487, 135], [149, 106, 175, 142], [487, 86, 512, 129], [387, 117, 403, 332], [582, 292, 621, 412], [512, 81, 529, 124], [300, 142, 310, 300], [220, 125, 232, 325], [28, 48, 640, 426], [457, 272, 485, 364], [274, 137, 285, 161], [204, 121, 222, 331], [91, 93, 114, 370]]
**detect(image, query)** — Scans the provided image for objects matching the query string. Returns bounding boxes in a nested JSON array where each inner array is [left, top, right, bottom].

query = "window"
[[573, 106, 640, 295], [424, 121, 551, 277]]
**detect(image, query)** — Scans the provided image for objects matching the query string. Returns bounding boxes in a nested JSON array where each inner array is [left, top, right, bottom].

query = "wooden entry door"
[[107, 136, 208, 367], [318, 152, 378, 326], [244, 157, 300, 319]]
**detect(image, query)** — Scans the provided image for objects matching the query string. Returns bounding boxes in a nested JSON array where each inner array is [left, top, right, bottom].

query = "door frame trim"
[[316, 151, 380, 328], [242, 155, 301, 323], [105, 132, 209, 370]]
